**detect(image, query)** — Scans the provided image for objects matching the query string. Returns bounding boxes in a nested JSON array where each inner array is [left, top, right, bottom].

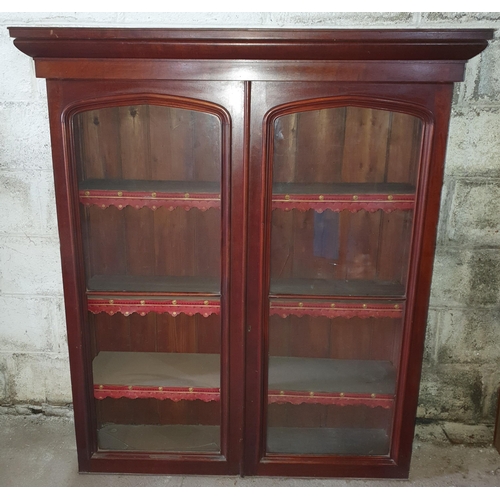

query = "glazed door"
[[52, 80, 246, 474], [77, 103, 225, 454], [245, 82, 437, 477]]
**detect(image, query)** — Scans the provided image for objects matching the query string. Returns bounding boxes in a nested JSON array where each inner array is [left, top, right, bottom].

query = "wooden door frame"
[[244, 81, 453, 478], [46, 79, 247, 475]]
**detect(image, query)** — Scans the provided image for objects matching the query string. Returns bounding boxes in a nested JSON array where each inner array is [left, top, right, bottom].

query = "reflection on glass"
[[73, 104, 223, 454], [91, 308, 222, 452], [270, 209, 414, 297], [266, 314, 401, 455], [270, 106, 421, 297], [267, 106, 422, 456], [73, 105, 222, 293]]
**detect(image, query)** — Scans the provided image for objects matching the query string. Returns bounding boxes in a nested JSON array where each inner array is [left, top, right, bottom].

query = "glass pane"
[[270, 107, 422, 297], [273, 107, 421, 187], [266, 311, 402, 455], [267, 404, 393, 455], [270, 210, 413, 296], [74, 105, 221, 293], [92, 312, 221, 453], [267, 106, 422, 456], [73, 104, 223, 454]]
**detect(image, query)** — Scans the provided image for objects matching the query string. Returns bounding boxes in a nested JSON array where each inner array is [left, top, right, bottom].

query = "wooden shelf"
[[270, 278, 405, 298], [93, 352, 220, 402], [80, 179, 221, 211], [266, 427, 389, 456], [270, 299, 403, 319], [273, 182, 415, 195], [92, 352, 395, 407], [272, 182, 415, 213], [269, 356, 396, 397], [80, 180, 415, 213], [98, 424, 220, 452], [88, 295, 220, 317], [88, 275, 220, 294]]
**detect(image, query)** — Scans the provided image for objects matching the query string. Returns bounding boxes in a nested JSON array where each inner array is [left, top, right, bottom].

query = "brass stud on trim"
[[99, 385, 103, 390], [319, 195, 324, 200], [204, 300, 209, 305], [172, 300, 177, 305], [388, 195, 394, 200], [184, 193, 190, 198], [117, 191, 123, 197], [353, 195, 358, 201], [280, 390, 285, 396], [189, 387, 194, 393], [172, 312, 177, 317], [124, 312, 130, 316], [152, 192, 157, 198], [362, 304, 367, 308], [128, 386, 133, 390], [285, 194, 290, 200], [299, 302, 304, 307], [394, 304, 400, 309], [140, 312, 146, 316], [340, 392, 344, 397], [140, 300, 145, 305], [158, 387, 163, 391], [309, 392, 314, 397], [330, 303, 336, 308], [203, 313, 209, 317], [371, 393, 376, 398], [118, 204, 123, 209], [84, 191, 90, 196], [101, 204, 106, 208], [109, 300, 114, 305]]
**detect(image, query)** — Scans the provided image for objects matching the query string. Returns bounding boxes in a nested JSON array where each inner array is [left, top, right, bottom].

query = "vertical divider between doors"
[[224, 80, 251, 475], [238, 80, 252, 476], [243, 81, 267, 476]]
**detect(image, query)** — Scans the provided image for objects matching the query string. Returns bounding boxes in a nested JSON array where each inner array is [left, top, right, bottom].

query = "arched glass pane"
[[267, 106, 423, 456], [73, 104, 223, 454], [74, 104, 222, 292], [270, 106, 422, 296]]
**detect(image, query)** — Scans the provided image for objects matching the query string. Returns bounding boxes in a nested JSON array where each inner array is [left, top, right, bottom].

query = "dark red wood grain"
[[11, 28, 493, 478], [9, 27, 493, 61]]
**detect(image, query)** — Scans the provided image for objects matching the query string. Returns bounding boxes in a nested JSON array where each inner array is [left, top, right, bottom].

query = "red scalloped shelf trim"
[[268, 390, 394, 409], [93, 384, 393, 408], [94, 384, 220, 402], [270, 301, 403, 319], [80, 189, 221, 211], [87, 297, 220, 317], [272, 193, 415, 213]]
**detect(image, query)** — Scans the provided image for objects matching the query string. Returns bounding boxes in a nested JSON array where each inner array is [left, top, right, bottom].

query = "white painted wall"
[[1, 12, 499, 423]]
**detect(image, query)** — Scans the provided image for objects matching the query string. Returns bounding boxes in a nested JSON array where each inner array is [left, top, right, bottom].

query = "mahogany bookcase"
[[9, 27, 493, 478]]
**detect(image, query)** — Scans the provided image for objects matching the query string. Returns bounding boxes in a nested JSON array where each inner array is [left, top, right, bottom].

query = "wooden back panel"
[[270, 106, 421, 287], [74, 104, 221, 182], [75, 105, 222, 285]]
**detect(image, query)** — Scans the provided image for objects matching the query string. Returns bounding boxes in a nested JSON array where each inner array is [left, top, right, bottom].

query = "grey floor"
[[1, 413, 500, 487]]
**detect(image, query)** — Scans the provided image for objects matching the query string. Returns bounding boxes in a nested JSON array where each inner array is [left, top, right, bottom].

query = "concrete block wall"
[[0, 12, 499, 427]]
